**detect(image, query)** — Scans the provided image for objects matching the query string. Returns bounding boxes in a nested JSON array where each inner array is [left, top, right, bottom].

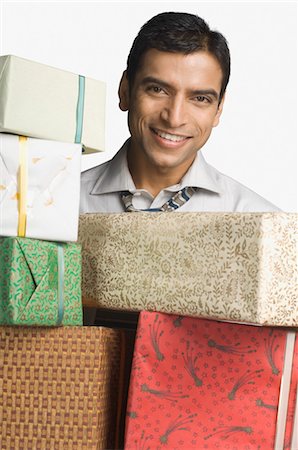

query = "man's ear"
[[118, 70, 130, 111], [212, 94, 225, 128]]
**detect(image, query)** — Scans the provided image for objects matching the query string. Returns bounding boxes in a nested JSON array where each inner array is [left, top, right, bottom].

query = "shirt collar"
[[90, 139, 222, 195], [90, 139, 136, 194], [174, 151, 222, 194]]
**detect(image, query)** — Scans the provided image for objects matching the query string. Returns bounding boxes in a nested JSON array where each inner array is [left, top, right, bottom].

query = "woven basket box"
[[0, 326, 123, 449], [78, 212, 297, 327], [0, 55, 106, 153]]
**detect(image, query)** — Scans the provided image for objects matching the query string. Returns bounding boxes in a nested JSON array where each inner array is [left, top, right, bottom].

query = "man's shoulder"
[[214, 166, 281, 212], [81, 141, 128, 185], [81, 159, 111, 183]]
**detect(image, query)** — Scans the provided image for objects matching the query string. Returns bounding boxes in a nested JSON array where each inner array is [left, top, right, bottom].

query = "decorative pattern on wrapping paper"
[[1, 149, 77, 211], [29, 155, 74, 209], [133, 430, 151, 450], [204, 425, 253, 441], [256, 398, 277, 410], [131, 354, 149, 373], [159, 413, 197, 444], [149, 314, 165, 361], [125, 312, 298, 450], [282, 392, 298, 450], [207, 337, 257, 355], [0, 237, 82, 326], [227, 369, 264, 400], [140, 384, 189, 402], [79, 213, 298, 326], [182, 341, 202, 387], [265, 329, 281, 375], [173, 316, 184, 328]]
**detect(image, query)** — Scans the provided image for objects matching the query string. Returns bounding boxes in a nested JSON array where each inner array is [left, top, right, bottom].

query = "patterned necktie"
[[121, 186, 197, 212]]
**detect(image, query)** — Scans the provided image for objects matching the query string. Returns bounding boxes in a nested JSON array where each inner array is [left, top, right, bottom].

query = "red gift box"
[[125, 312, 297, 450]]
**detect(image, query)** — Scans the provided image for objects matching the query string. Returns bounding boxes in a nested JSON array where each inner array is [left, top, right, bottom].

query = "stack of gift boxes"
[[1, 54, 297, 450], [79, 212, 298, 449], [0, 55, 122, 449]]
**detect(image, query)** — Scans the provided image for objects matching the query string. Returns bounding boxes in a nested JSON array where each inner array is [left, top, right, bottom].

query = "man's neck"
[[132, 172, 178, 198], [127, 148, 194, 198]]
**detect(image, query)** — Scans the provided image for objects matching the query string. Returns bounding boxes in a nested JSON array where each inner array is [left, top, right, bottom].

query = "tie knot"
[[121, 187, 197, 212]]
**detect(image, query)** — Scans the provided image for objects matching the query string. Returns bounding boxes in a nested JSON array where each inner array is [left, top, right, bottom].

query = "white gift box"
[[0, 133, 81, 242], [0, 55, 106, 154]]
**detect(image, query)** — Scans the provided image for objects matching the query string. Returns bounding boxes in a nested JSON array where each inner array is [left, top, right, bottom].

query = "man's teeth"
[[155, 130, 186, 142]]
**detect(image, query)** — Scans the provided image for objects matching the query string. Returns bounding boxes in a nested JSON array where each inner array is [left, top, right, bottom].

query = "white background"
[[0, 1, 297, 211]]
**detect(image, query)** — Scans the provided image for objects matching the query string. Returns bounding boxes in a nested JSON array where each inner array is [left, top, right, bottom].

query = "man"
[[81, 11, 279, 331], [80, 11, 278, 214], [80, 14, 280, 435]]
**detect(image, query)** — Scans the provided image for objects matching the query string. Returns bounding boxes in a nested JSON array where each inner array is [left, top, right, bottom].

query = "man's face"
[[119, 49, 224, 176]]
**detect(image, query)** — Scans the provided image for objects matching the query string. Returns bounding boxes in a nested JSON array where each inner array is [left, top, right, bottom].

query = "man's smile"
[[151, 127, 191, 143]]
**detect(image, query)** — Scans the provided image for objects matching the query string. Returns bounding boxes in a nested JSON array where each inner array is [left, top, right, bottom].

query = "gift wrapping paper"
[[0, 237, 82, 326], [0, 326, 123, 449], [125, 311, 298, 450], [0, 55, 106, 153], [0, 133, 81, 241], [78, 212, 297, 326]]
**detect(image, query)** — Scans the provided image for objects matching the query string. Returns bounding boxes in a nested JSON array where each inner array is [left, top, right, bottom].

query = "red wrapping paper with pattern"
[[125, 312, 297, 450]]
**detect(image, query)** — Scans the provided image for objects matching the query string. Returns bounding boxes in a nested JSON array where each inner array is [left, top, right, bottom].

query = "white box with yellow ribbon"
[[0, 133, 81, 241], [0, 55, 106, 154]]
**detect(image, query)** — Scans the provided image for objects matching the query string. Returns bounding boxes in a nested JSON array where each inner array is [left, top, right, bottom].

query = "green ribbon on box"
[[57, 244, 64, 325], [75, 75, 85, 144], [0, 237, 82, 326], [47, 243, 64, 325]]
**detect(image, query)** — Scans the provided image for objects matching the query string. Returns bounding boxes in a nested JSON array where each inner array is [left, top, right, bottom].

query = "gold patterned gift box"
[[0, 326, 123, 449], [0, 55, 106, 153], [78, 212, 297, 327]]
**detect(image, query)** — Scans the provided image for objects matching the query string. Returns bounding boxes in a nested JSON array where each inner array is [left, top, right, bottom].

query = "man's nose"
[[160, 96, 187, 128]]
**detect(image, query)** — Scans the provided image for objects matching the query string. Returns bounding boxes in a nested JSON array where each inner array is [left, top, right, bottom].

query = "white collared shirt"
[[80, 139, 279, 213]]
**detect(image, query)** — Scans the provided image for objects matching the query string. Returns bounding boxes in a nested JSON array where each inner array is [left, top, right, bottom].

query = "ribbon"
[[291, 389, 298, 450], [18, 136, 28, 237], [274, 331, 296, 449], [75, 75, 85, 144], [56, 244, 65, 325]]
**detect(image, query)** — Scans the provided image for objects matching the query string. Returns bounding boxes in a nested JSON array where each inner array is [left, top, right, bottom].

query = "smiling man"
[[80, 11, 278, 214]]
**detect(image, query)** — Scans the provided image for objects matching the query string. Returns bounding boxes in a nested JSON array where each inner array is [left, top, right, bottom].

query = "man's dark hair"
[[126, 12, 231, 103]]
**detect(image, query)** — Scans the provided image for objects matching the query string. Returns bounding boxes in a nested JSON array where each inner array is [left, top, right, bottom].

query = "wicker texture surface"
[[0, 326, 121, 449]]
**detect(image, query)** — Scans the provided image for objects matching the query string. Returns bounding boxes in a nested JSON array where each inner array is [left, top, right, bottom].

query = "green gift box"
[[0, 237, 82, 326]]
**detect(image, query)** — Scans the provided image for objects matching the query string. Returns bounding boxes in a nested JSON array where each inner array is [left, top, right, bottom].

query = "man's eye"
[[148, 85, 164, 94], [195, 95, 210, 103]]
